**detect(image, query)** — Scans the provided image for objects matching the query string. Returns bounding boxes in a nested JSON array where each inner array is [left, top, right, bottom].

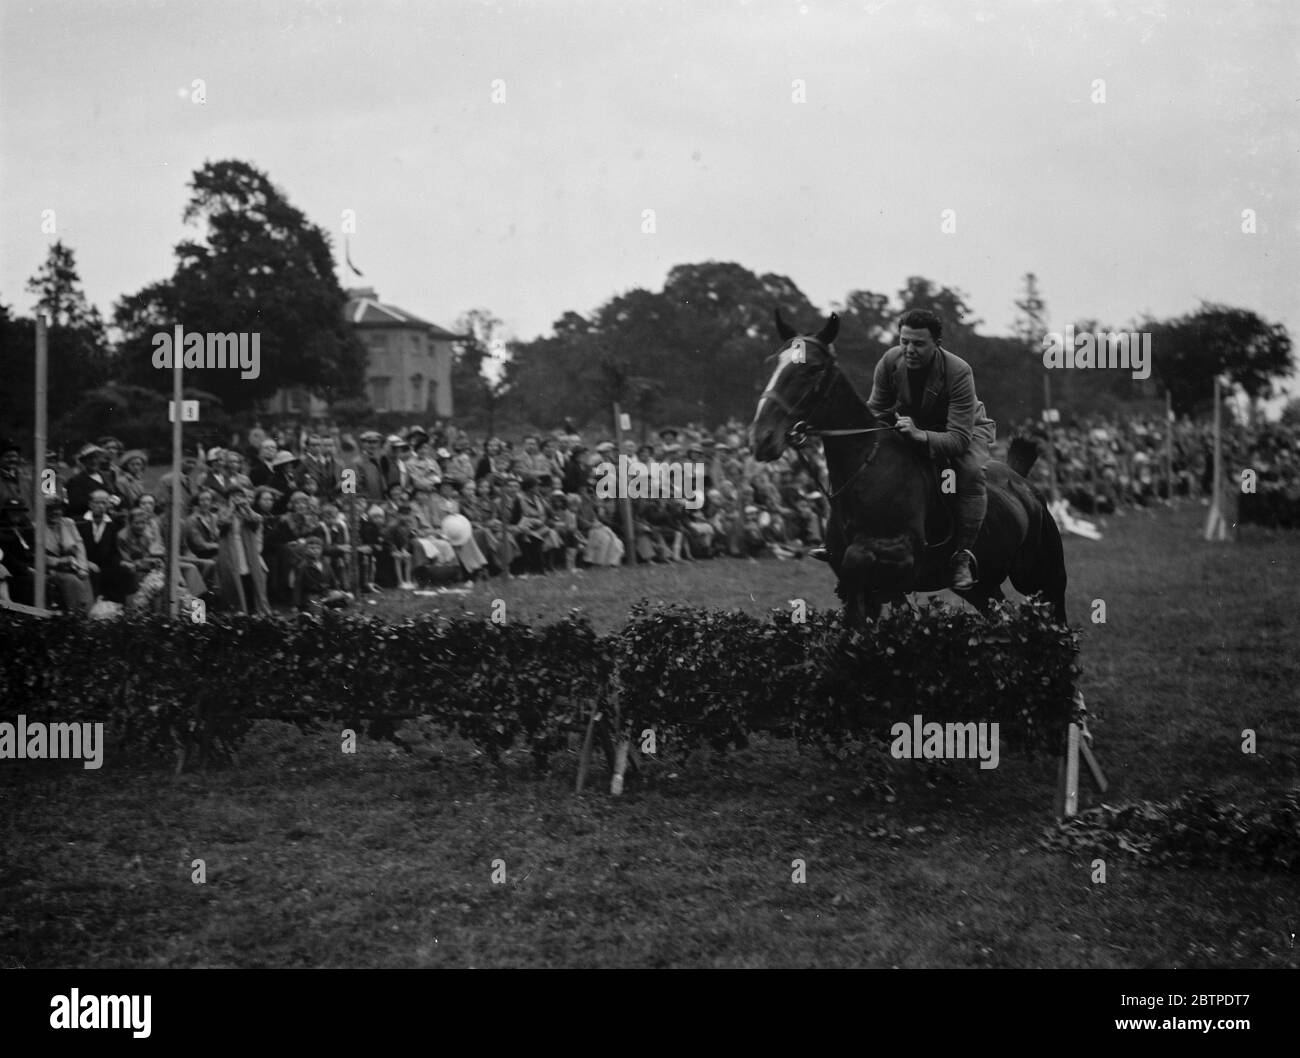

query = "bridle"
[[759, 336, 898, 501]]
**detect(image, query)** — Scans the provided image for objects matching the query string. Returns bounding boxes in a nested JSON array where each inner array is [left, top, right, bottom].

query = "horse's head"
[[750, 309, 841, 462]]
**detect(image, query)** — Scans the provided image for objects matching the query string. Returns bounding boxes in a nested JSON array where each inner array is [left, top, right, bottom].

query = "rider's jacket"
[[866, 345, 996, 460]]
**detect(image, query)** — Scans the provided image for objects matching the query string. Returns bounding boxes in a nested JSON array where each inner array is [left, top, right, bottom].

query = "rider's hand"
[[895, 416, 927, 444]]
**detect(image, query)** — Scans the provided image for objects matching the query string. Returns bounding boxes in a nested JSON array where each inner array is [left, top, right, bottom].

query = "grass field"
[[2, 503, 1297, 968]]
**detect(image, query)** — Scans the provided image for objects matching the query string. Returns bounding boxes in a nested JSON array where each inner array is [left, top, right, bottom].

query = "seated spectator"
[[0, 498, 36, 605], [317, 501, 354, 592], [357, 503, 390, 591], [578, 491, 625, 567], [294, 535, 352, 613], [182, 487, 222, 594], [43, 496, 93, 615], [78, 489, 134, 603]]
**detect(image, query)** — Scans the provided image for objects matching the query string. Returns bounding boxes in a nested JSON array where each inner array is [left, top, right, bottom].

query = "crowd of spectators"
[[1, 409, 1296, 615], [1015, 413, 1300, 519]]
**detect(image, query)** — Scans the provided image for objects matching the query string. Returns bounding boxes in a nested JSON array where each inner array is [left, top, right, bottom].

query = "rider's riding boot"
[[950, 549, 976, 590], [950, 491, 987, 590], [810, 546, 830, 562]]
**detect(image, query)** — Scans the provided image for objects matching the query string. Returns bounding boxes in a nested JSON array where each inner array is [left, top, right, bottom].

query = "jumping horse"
[[751, 310, 1068, 625]]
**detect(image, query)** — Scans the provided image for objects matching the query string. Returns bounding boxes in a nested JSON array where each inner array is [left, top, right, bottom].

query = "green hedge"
[[0, 599, 1078, 769]]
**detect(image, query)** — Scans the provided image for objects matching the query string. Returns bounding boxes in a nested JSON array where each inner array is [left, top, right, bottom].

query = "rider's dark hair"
[[898, 309, 943, 342]]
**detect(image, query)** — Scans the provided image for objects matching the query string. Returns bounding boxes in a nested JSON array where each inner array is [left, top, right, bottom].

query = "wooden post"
[[1204, 377, 1227, 541], [613, 402, 635, 562], [32, 314, 48, 609]]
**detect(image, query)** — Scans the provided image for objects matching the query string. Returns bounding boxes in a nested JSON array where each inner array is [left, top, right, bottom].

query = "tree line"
[[0, 158, 1292, 454]]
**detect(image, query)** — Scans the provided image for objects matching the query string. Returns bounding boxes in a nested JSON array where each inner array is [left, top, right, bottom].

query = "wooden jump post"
[[1055, 688, 1108, 818], [1204, 375, 1229, 541]]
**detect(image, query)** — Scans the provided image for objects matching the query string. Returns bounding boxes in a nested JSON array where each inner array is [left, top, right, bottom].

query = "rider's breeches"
[[953, 440, 989, 553]]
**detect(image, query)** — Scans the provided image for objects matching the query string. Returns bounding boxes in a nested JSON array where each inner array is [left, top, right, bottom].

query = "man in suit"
[[78, 489, 134, 603], [299, 434, 338, 497], [354, 431, 397, 501], [865, 308, 996, 590]]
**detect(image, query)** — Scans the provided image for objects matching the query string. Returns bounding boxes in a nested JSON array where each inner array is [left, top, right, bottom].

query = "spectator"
[[0, 441, 33, 508], [43, 496, 93, 615], [116, 450, 150, 509], [65, 444, 120, 520], [216, 485, 270, 614], [78, 489, 134, 603], [293, 535, 352, 612]]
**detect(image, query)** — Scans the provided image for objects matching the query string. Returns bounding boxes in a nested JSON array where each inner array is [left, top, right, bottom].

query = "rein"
[[759, 336, 899, 501]]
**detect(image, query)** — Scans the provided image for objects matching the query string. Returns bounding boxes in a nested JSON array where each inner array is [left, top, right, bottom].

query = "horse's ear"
[[816, 313, 840, 346], [774, 307, 797, 341]]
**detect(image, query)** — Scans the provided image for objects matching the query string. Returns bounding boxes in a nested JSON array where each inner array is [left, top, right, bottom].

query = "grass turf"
[[1, 503, 1296, 968]]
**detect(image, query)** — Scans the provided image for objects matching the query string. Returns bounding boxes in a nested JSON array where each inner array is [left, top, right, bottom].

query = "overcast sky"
[[3, 0, 1297, 384]]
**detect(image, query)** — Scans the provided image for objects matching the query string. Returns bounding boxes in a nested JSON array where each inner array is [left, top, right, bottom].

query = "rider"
[[811, 309, 995, 590]]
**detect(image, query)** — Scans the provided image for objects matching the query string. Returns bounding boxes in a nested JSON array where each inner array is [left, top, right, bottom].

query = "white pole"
[[169, 337, 184, 616], [33, 314, 49, 609]]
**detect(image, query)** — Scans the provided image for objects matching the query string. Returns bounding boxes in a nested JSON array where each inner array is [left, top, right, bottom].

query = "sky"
[[2, 0, 1298, 393]]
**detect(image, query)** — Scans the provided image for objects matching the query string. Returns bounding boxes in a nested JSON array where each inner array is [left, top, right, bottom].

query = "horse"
[[750, 310, 1068, 626]]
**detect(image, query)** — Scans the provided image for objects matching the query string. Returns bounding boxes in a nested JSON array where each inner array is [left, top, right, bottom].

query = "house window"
[[409, 374, 424, 412], [370, 376, 391, 412]]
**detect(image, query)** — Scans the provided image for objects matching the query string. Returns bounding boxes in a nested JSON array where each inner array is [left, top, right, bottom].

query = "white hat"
[[441, 513, 472, 546]]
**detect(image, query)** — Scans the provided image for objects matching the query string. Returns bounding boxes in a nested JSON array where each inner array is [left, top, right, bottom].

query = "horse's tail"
[[1006, 437, 1039, 478]]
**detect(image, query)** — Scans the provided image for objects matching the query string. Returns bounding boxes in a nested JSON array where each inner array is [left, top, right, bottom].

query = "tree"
[[452, 309, 508, 428], [113, 160, 368, 412], [1012, 272, 1048, 348], [27, 240, 108, 335], [831, 289, 895, 394], [1153, 303, 1294, 417], [896, 276, 982, 344], [0, 244, 114, 441]]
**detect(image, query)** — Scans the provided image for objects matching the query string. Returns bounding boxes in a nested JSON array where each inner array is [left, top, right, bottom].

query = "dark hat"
[[0, 497, 28, 513], [0, 439, 21, 456]]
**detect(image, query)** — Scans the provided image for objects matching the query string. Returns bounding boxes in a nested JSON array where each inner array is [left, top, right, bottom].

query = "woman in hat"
[[268, 450, 301, 511], [43, 497, 94, 615], [116, 449, 150, 510]]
